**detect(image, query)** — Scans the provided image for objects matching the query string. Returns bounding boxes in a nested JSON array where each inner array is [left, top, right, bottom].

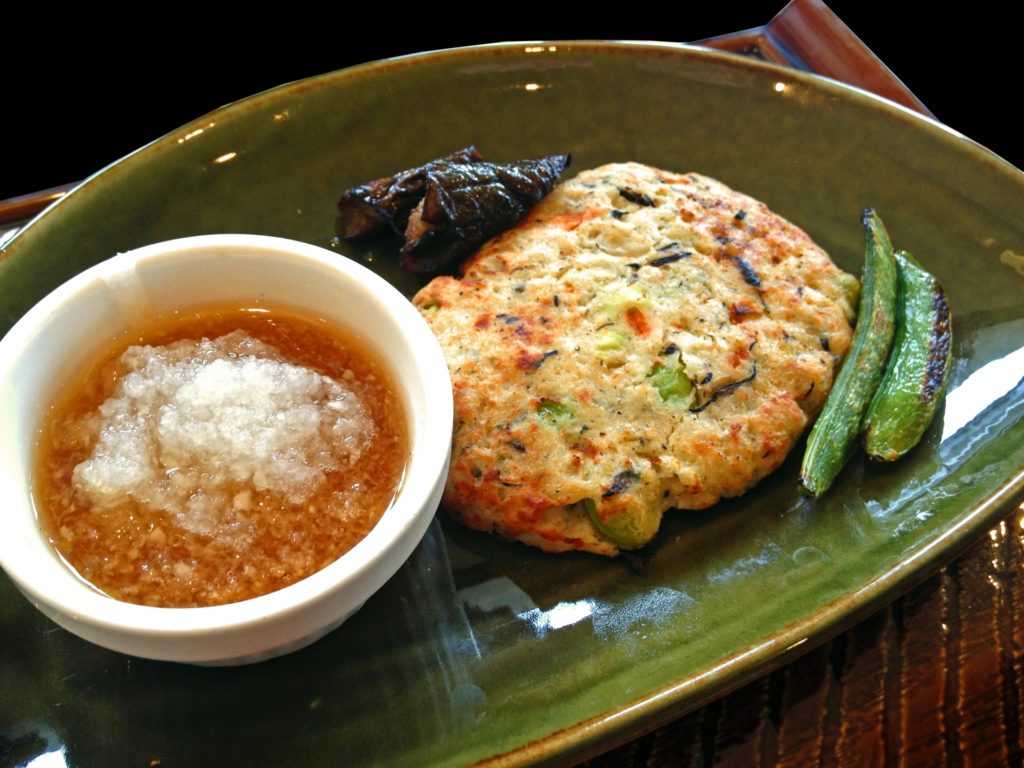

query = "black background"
[[4, 5, 1018, 201]]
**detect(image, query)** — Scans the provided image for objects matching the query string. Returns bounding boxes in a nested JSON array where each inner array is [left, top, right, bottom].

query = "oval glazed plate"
[[2, 42, 1023, 767]]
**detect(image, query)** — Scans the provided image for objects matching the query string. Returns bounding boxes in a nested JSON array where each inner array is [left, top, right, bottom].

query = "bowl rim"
[[0, 233, 452, 637]]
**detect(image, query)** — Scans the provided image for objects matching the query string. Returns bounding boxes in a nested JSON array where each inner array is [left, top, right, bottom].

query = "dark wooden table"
[[577, 500, 1024, 766]]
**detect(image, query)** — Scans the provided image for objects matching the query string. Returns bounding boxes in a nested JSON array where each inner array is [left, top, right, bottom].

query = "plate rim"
[[3, 39, 1022, 257]]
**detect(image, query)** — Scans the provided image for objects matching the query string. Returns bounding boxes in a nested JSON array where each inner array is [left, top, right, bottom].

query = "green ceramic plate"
[[2, 42, 1023, 767]]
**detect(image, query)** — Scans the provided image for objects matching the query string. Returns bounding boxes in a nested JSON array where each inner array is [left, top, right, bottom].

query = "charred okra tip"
[[799, 209, 899, 497], [799, 211, 954, 496], [862, 250, 953, 461]]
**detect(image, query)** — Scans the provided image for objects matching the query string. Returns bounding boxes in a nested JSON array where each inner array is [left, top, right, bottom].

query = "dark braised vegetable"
[[338, 148, 570, 274], [337, 146, 483, 239], [401, 154, 570, 273]]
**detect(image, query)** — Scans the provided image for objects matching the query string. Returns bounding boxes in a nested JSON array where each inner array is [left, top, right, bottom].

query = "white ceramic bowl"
[[0, 234, 452, 665]]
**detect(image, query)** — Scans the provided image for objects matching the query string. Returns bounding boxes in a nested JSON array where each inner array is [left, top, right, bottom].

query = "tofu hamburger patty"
[[414, 163, 858, 555]]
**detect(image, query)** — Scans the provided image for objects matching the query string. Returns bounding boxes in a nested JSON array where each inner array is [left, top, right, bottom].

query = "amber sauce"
[[34, 305, 408, 608]]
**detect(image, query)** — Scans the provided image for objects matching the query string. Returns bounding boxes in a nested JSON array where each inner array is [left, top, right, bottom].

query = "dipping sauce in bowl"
[[36, 304, 408, 608]]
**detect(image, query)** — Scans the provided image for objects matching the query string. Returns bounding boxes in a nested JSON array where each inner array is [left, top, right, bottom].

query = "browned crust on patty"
[[415, 163, 857, 555]]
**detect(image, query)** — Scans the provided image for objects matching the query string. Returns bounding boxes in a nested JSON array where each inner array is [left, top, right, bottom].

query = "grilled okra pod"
[[799, 209, 899, 497], [862, 251, 952, 460]]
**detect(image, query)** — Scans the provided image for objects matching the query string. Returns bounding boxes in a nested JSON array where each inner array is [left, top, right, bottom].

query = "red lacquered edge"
[[698, 0, 934, 118]]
